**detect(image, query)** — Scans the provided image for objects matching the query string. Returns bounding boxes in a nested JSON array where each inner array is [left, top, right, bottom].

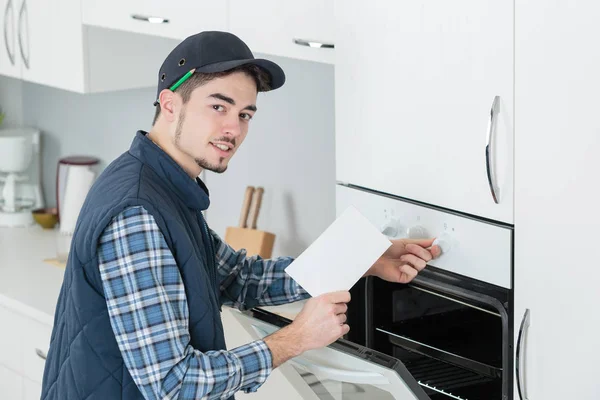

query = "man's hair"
[[152, 64, 271, 125]]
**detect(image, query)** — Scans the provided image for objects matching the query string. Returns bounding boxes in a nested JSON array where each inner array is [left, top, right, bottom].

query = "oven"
[[232, 183, 514, 400]]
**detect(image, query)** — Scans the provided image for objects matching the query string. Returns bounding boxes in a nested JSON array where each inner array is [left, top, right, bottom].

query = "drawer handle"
[[131, 14, 169, 24], [293, 38, 334, 49], [35, 348, 47, 360]]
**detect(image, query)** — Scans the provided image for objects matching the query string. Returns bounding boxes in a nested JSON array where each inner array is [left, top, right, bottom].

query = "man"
[[41, 31, 440, 399]]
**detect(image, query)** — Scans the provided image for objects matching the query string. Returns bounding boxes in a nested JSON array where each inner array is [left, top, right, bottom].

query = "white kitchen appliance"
[[0, 128, 44, 227], [233, 183, 515, 399]]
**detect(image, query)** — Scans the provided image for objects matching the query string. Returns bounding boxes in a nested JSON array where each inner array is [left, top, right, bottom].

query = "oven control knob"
[[381, 218, 404, 238], [407, 225, 428, 239], [433, 233, 453, 254]]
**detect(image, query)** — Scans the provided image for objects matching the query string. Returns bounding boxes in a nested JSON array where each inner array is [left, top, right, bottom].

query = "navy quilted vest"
[[41, 131, 229, 399]]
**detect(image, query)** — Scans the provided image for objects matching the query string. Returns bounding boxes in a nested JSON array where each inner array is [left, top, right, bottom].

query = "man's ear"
[[158, 89, 178, 123]]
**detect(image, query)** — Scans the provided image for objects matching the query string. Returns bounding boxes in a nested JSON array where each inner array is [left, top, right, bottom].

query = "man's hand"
[[365, 238, 441, 283], [264, 291, 351, 368]]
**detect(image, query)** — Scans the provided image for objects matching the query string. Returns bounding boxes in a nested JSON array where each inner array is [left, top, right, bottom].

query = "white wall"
[[204, 54, 336, 258], [0, 76, 24, 127], [15, 54, 335, 258]]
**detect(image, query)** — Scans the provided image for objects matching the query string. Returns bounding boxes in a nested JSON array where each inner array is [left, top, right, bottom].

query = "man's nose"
[[222, 113, 242, 138]]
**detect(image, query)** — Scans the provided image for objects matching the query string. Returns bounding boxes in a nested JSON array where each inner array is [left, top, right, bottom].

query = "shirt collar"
[[128, 130, 210, 211]]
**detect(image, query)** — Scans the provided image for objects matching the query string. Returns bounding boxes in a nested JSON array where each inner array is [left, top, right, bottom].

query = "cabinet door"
[[335, 0, 513, 223], [0, 0, 21, 78], [82, 0, 227, 41], [514, 1, 600, 399], [0, 364, 23, 399], [229, 0, 334, 64], [17, 0, 85, 92]]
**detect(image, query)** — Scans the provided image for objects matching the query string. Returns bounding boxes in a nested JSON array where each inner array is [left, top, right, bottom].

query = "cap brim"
[[195, 58, 285, 91]]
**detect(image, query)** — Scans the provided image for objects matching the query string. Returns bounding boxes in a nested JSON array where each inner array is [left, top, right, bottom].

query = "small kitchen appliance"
[[0, 128, 44, 227]]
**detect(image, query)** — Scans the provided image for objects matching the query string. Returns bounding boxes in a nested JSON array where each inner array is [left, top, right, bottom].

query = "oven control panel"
[[336, 184, 513, 289]]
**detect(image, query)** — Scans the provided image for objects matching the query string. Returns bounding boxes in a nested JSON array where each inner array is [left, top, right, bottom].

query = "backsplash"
[[6, 54, 335, 258]]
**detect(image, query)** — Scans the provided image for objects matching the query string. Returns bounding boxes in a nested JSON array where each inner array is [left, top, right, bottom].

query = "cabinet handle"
[[35, 348, 47, 360], [516, 309, 530, 400], [485, 96, 500, 204], [3, 0, 15, 65], [293, 38, 334, 49], [131, 14, 169, 24], [17, 0, 28, 69]]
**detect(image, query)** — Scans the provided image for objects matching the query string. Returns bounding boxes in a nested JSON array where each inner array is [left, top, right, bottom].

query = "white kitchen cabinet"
[[82, 0, 227, 40], [514, 1, 600, 399], [228, 0, 334, 64], [0, 0, 179, 93], [0, 0, 21, 78], [0, 365, 23, 399], [334, 0, 514, 224], [17, 0, 85, 92], [0, 304, 51, 399]]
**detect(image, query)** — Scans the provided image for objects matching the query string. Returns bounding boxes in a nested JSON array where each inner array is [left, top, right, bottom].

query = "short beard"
[[173, 107, 228, 174]]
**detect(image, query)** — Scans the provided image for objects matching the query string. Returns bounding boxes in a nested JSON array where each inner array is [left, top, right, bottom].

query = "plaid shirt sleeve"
[[98, 206, 273, 400], [211, 230, 311, 310]]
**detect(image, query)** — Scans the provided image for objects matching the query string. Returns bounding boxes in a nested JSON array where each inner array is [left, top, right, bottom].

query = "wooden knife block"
[[225, 227, 275, 259], [225, 186, 275, 259]]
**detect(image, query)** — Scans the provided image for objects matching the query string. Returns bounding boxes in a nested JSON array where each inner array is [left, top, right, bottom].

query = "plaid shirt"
[[98, 206, 308, 399]]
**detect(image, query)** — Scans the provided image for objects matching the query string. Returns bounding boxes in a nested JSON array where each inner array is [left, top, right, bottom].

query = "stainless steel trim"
[[293, 38, 334, 49], [131, 14, 169, 24], [409, 284, 502, 317], [35, 348, 47, 360], [17, 0, 28, 69], [486, 96, 501, 204], [3, 0, 15, 65], [516, 309, 530, 400]]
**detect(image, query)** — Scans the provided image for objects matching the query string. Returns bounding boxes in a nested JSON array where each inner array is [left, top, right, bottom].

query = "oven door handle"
[[289, 357, 390, 385], [516, 308, 531, 400], [251, 324, 389, 385]]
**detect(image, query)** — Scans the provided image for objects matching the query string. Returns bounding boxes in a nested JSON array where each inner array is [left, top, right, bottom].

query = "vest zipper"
[[200, 214, 221, 311]]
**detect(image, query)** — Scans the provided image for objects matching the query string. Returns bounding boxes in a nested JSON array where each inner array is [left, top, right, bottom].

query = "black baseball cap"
[[154, 31, 286, 106]]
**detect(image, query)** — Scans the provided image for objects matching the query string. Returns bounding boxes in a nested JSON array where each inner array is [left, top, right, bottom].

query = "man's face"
[[170, 71, 258, 174]]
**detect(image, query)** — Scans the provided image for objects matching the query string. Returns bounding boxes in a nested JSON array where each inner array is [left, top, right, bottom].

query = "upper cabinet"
[[17, 0, 85, 92], [0, 0, 21, 78], [334, 0, 514, 224], [81, 0, 227, 40], [228, 0, 335, 64], [2, 0, 336, 93], [0, 0, 179, 93]]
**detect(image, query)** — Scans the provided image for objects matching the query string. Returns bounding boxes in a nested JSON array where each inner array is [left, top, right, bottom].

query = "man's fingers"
[[326, 290, 351, 304], [402, 238, 436, 248], [404, 243, 434, 262], [333, 303, 348, 315], [429, 244, 442, 259], [400, 254, 427, 271], [399, 264, 418, 283]]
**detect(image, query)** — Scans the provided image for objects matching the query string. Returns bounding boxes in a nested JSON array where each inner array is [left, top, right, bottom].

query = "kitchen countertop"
[[0, 225, 307, 327], [0, 226, 65, 325]]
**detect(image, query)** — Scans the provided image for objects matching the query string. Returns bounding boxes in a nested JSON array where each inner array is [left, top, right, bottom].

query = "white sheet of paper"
[[285, 206, 392, 297]]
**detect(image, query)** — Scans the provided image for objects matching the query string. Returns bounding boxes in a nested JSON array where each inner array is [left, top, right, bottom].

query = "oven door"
[[231, 308, 432, 400]]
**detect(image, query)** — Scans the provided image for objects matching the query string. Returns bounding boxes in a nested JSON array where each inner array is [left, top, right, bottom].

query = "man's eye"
[[213, 105, 225, 112], [240, 113, 253, 121]]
